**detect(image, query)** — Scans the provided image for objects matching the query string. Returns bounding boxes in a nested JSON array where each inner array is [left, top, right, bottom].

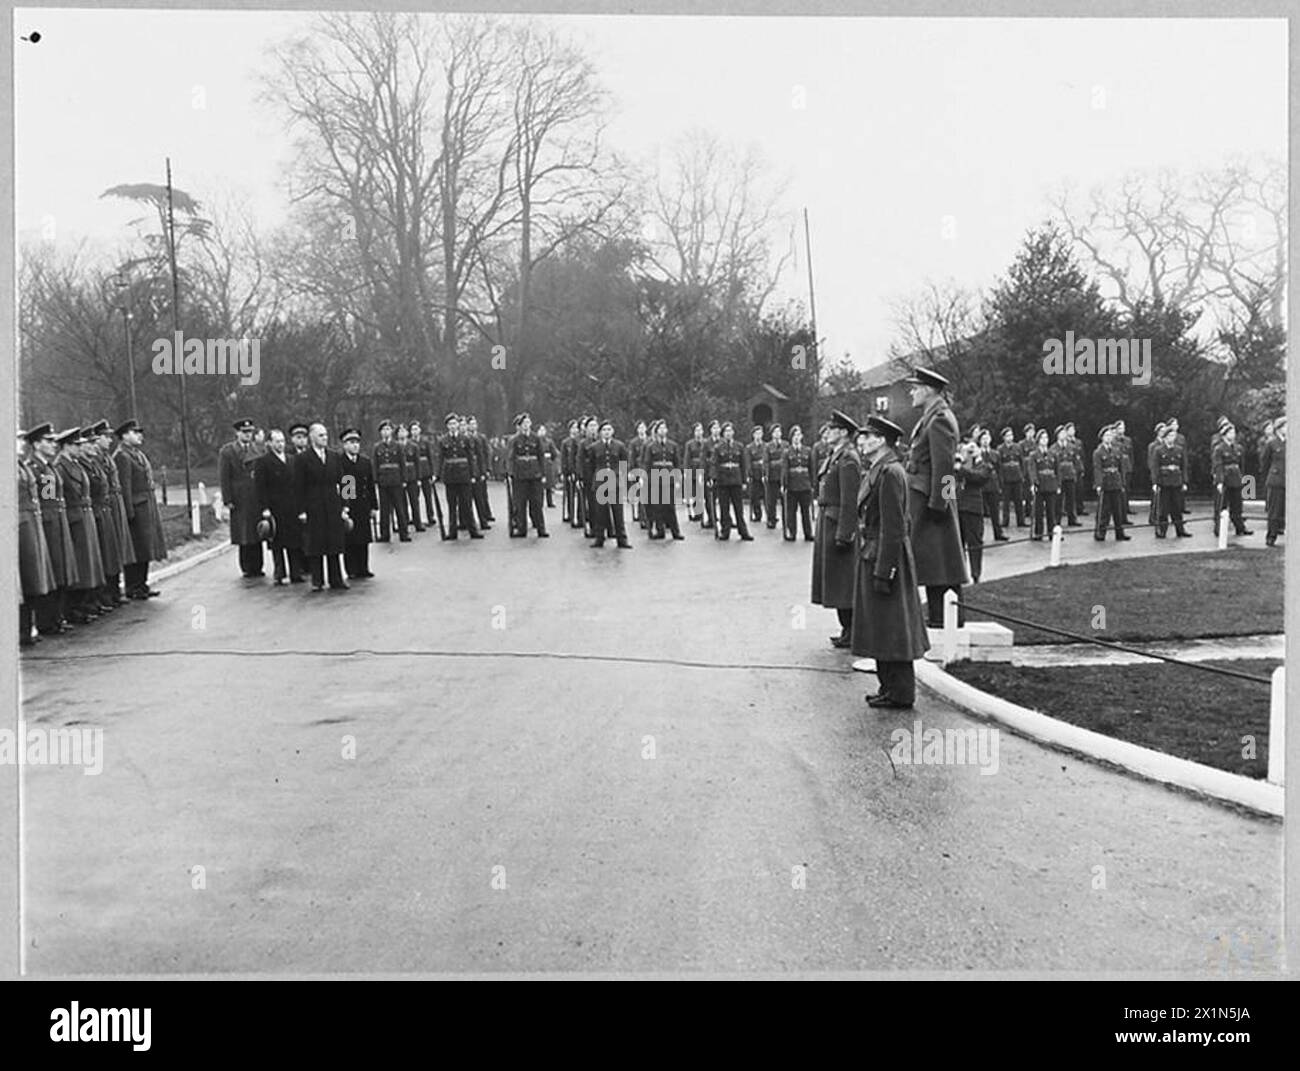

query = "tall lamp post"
[[105, 271, 139, 423]]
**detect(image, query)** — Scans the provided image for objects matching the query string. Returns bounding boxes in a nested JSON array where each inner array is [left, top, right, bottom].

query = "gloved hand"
[[872, 575, 894, 595]]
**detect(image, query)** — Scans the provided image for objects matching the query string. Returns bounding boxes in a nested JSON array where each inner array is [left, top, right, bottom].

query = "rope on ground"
[[20, 647, 852, 676], [956, 599, 1274, 684]]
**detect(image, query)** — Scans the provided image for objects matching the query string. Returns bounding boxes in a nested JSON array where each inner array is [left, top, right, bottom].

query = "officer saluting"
[[903, 368, 970, 628], [811, 409, 862, 649], [851, 414, 929, 708]]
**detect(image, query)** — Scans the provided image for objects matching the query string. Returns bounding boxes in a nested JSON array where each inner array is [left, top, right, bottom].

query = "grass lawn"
[[159, 502, 224, 552], [964, 549, 1282, 644], [946, 658, 1279, 779]]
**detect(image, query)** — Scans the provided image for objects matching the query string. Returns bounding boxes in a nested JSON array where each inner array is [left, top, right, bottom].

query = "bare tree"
[[1050, 158, 1286, 351], [643, 131, 792, 336]]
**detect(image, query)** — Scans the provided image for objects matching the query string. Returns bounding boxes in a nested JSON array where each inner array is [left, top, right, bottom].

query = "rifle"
[[431, 478, 446, 537]]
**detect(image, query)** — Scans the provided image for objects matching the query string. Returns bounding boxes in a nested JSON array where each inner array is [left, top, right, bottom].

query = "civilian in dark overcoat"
[[255, 429, 306, 584], [293, 423, 349, 591]]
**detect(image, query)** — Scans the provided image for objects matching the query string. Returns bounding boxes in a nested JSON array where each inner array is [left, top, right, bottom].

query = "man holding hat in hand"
[[220, 418, 265, 578], [811, 409, 861, 647], [904, 368, 970, 628], [852, 414, 929, 708]]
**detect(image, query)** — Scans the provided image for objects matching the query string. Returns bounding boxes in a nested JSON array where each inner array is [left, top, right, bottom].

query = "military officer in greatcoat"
[[293, 422, 349, 591], [589, 420, 632, 549], [439, 413, 484, 539], [55, 428, 106, 622], [113, 420, 166, 599], [1259, 417, 1286, 547], [339, 427, 378, 578], [219, 418, 265, 578], [80, 422, 124, 613], [92, 420, 135, 605], [644, 419, 685, 540], [255, 428, 306, 584], [27, 424, 79, 633], [506, 412, 549, 538], [18, 429, 57, 646], [780, 425, 814, 541], [811, 410, 861, 648], [903, 368, 970, 628], [851, 414, 929, 708], [371, 420, 411, 542]]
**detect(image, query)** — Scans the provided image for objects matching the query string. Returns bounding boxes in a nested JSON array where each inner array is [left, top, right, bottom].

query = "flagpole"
[[803, 207, 820, 395], [166, 157, 194, 518]]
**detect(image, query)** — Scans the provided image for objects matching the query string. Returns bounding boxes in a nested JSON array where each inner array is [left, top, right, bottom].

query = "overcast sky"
[[14, 10, 1287, 368]]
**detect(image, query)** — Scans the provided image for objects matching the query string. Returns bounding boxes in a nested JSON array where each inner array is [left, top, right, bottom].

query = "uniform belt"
[[721, 462, 739, 468], [1160, 465, 1180, 471], [789, 466, 808, 472]]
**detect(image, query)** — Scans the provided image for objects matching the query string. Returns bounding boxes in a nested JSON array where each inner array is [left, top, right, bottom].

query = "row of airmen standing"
[[18, 419, 166, 647]]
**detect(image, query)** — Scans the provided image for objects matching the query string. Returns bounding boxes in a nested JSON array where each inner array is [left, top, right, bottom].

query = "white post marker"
[[190, 500, 201, 536], [1268, 666, 1285, 785], [198, 481, 208, 506], [1049, 524, 1063, 567], [1218, 509, 1229, 550], [942, 589, 960, 664]]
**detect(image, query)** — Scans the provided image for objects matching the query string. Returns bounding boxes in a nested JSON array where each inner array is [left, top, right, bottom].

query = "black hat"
[[829, 409, 860, 436], [1000, 426, 1013, 438], [54, 427, 81, 446], [233, 418, 255, 432], [378, 419, 394, 432], [1216, 415, 1231, 431], [789, 425, 803, 436], [23, 422, 54, 443], [1023, 423, 1035, 434], [751, 425, 764, 435], [256, 514, 276, 541], [444, 413, 459, 426], [721, 421, 735, 433], [114, 419, 141, 437], [88, 419, 111, 436], [903, 367, 950, 390], [1053, 424, 1065, 437], [600, 419, 613, 431], [77, 426, 98, 443], [289, 421, 310, 436], [863, 414, 903, 444], [513, 412, 529, 427], [340, 427, 361, 443], [1065, 421, 1076, 430], [708, 419, 720, 430]]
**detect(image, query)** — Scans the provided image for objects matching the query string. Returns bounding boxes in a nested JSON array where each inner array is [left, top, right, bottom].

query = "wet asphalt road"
[[18, 489, 1281, 972]]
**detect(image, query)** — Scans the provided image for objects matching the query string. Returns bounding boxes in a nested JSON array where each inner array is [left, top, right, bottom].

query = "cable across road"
[[956, 600, 1276, 685]]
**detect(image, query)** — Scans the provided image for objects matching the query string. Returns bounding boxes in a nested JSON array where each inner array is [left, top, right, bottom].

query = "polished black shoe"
[[538, 531, 550, 538], [617, 540, 632, 549], [672, 533, 685, 540], [592, 540, 605, 548], [1177, 531, 1193, 538], [1238, 528, 1254, 536], [1117, 534, 1132, 541], [994, 534, 1010, 542], [873, 698, 915, 710], [739, 534, 754, 541], [469, 532, 484, 540]]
